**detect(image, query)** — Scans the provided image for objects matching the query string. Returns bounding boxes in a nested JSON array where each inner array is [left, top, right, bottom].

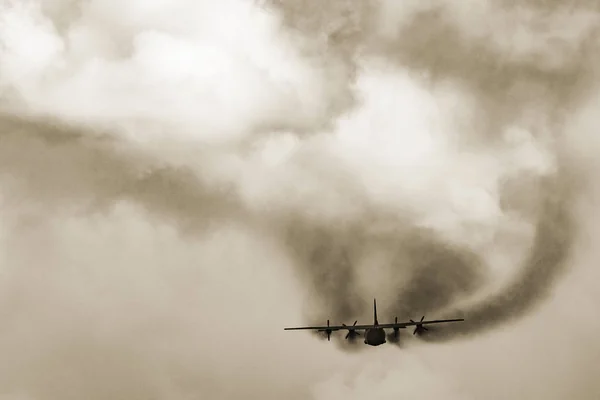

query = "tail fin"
[[373, 298, 379, 325]]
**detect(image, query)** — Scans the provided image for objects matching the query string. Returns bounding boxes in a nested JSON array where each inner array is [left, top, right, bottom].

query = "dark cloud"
[[0, 113, 241, 231], [268, 0, 599, 135]]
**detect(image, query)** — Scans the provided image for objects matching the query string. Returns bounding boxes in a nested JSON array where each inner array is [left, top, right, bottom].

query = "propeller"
[[410, 316, 428, 335], [392, 316, 401, 339], [342, 320, 360, 340], [317, 319, 333, 341]]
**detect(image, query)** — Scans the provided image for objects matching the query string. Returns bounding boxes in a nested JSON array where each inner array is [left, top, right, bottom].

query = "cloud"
[[0, 0, 599, 399], [0, 0, 344, 143]]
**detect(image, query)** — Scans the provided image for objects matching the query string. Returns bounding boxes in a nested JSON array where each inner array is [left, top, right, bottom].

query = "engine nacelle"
[[410, 316, 429, 335], [342, 320, 360, 340], [317, 320, 332, 341]]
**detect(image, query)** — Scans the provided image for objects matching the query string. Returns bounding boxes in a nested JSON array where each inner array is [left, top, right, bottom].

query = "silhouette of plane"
[[284, 298, 464, 346]]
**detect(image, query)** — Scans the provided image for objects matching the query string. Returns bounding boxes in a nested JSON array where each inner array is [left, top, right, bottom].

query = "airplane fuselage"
[[364, 327, 386, 346]]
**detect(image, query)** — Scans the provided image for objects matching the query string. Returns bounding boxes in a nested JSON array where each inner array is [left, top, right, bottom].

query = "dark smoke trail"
[[420, 170, 578, 341], [280, 166, 577, 346], [262, 0, 595, 347], [284, 216, 487, 324]]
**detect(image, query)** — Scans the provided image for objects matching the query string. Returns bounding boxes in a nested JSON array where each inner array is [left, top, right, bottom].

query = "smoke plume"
[[0, 0, 599, 399]]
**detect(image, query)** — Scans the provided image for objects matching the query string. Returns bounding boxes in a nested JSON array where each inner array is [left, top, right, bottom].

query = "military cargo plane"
[[284, 298, 464, 346]]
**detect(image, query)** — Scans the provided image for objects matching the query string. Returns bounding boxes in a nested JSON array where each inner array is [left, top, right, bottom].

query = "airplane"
[[284, 298, 464, 346]]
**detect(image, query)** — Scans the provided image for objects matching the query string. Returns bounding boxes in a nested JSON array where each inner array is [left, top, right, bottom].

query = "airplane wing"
[[376, 318, 464, 329], [284, 324, 371, 331], [284, 319, 464, 331]]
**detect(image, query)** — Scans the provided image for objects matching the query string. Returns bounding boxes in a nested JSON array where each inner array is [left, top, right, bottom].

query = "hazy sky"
[[1, 1, 600, 399]]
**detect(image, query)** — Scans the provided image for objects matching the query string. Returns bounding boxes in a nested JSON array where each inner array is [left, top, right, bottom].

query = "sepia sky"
[[0, 1, 600, 399]]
